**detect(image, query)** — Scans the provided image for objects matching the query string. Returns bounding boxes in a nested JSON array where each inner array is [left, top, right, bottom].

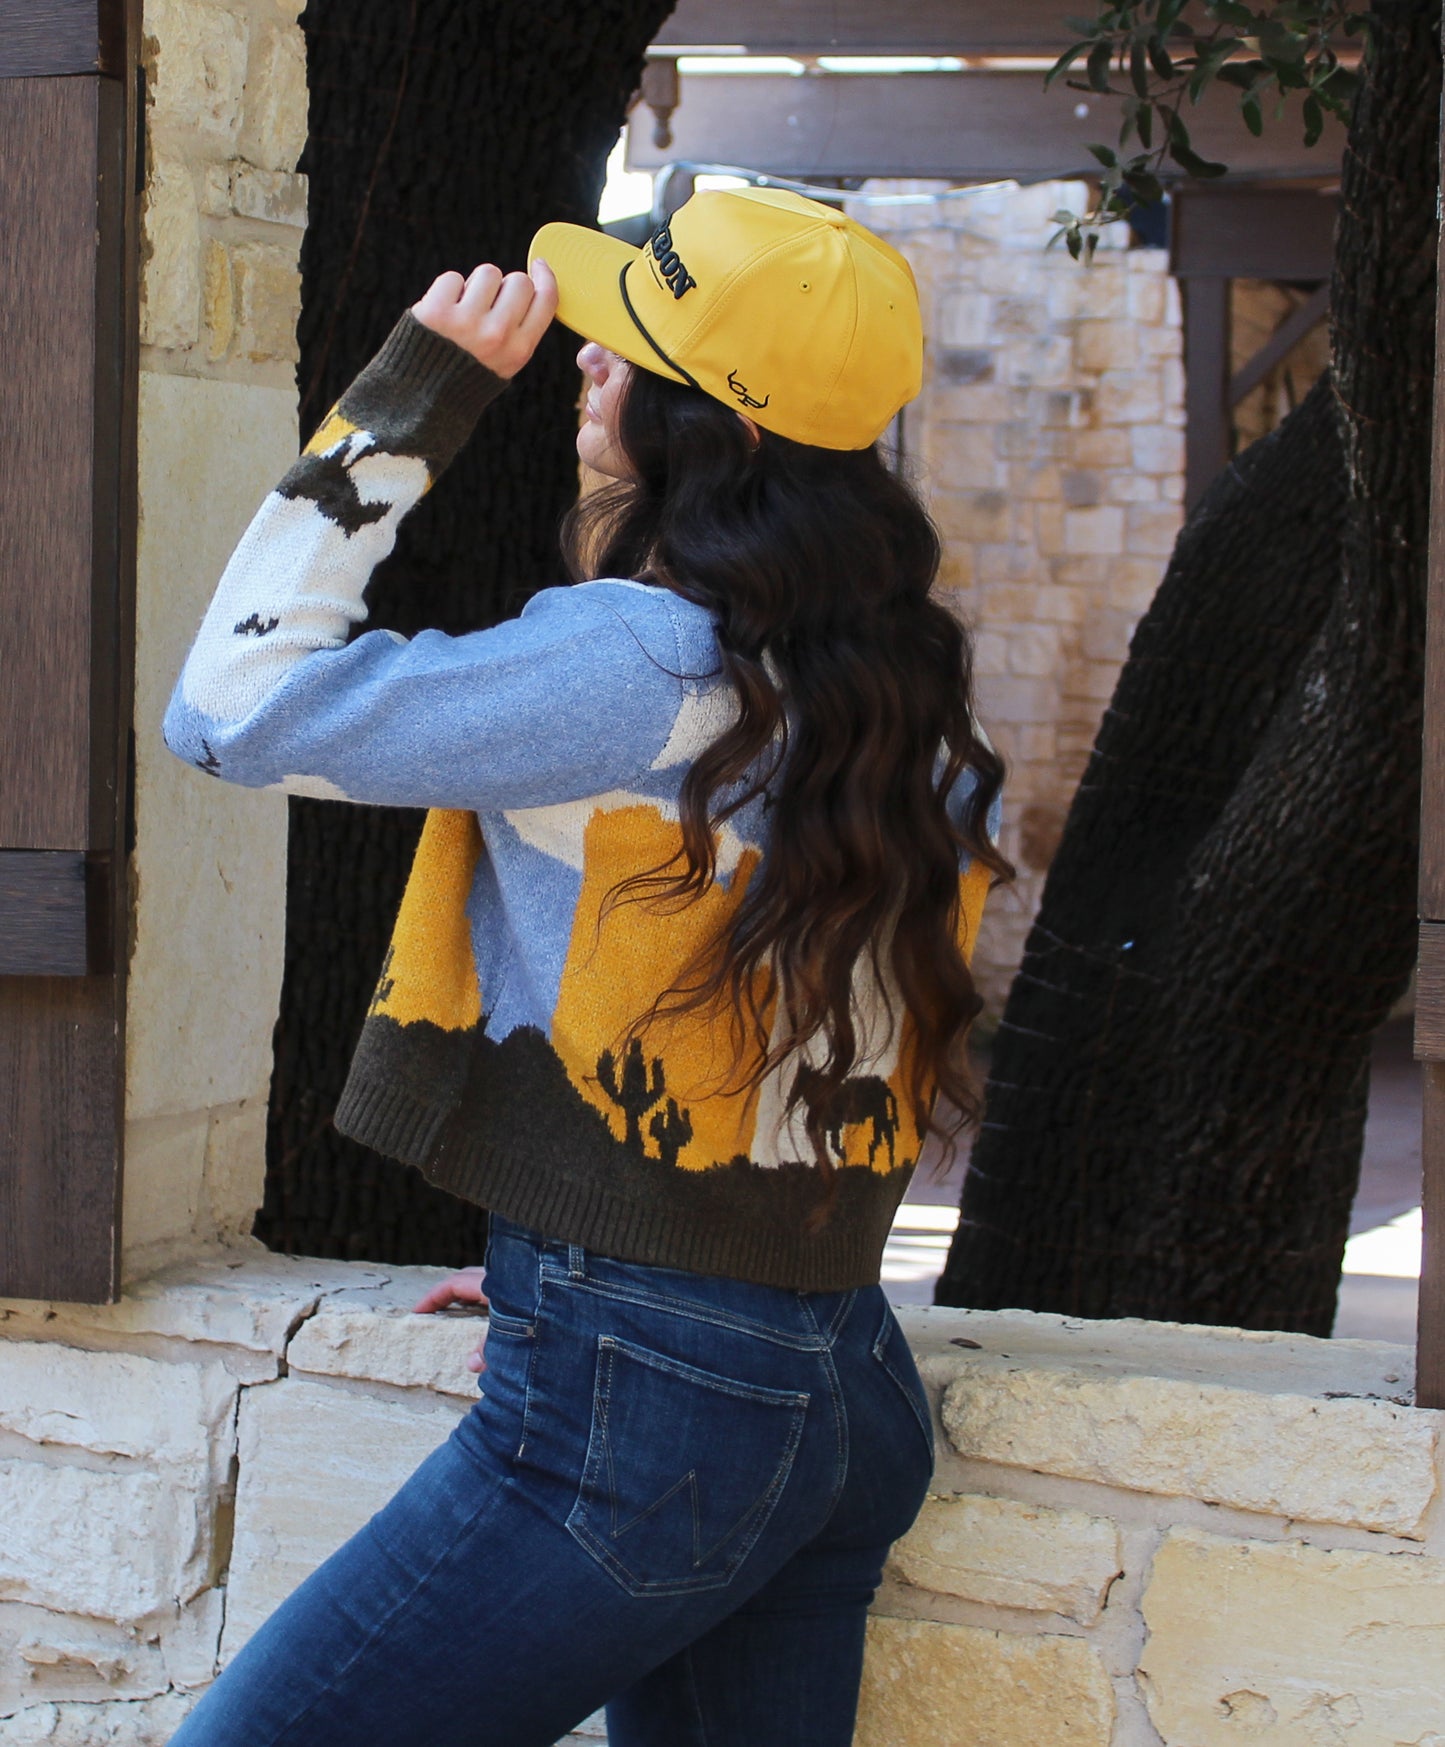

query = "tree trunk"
[[938, 0, 1440, 1332], [256, 0, 677, 1264]]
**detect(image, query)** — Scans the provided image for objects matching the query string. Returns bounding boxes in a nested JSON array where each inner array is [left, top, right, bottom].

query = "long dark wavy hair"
[[561, 363, 1010, 1208]]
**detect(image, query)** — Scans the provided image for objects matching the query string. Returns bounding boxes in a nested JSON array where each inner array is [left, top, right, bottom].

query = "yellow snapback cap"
[[529, 186, 922, 451]]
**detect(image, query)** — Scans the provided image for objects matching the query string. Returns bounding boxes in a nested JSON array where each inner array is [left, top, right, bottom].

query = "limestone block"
[[231, 241, 300, 362], [940, 1364, 1438, 1537], [288, 1293, 485, 1397], [228, 165, 307, 227], [240, 25, 307, 172], [201, 1097, 268, 1244], [1008, 625, 1061, 679], [0, 1605, 167, 1713], [1069, 428, 1130, 469], [1139, 1528, 1445, 1746], [1104, 473, 1158, 504], [1126, 501, 1184, 559], [0, 1342, 233, 1468], [144, 0, 248, 151], [121, 1109, 209, 1265], [140, 157, 200, 350], [1076, 320, 1138, 373], [0, 1692, 194, 1746], [938, 290, 991, 349], [221, 1379, 465, 1656], [129, 371, 293, 1128], [934, 490, 1010, 544], [201, 238, 233, 362], [0, 1253, 376, 1377], [973, 675, 1055, 728], [1094, 373, 1163, 425], [854, 1617, 1114, 1747], [1064, 506, 1125, 556], [1126, 270, 1167, 326], [160, 1586, 226, 1689], [888, 1494, 1121, 1624], [999, 335, 1072, 389], [972, 631, 1010, 678], [0, 1464, 185, 1620]]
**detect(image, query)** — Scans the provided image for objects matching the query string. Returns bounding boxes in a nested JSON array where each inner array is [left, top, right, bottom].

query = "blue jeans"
[[169, 1216, 934, 1747]]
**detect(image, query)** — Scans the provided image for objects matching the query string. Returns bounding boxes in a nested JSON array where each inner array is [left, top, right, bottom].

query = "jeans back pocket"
[[567, 1336, 809, 1597]]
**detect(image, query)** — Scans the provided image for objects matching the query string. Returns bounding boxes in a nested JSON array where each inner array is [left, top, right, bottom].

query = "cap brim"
[[529, 221, 689, 385]]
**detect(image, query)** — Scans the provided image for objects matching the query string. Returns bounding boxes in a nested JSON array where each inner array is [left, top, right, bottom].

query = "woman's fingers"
[[412, 1265, 489, 1315], [411, 259, 557, 378]]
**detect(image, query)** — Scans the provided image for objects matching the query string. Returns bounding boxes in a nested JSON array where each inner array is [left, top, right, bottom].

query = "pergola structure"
[[1, 0, 1440, 1405]]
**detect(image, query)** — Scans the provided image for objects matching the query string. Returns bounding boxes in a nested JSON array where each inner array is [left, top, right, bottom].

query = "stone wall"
[[0, 1270, 1438, 1745], [126, 0, 306, 1280], [854, 181, 1186, 1014]]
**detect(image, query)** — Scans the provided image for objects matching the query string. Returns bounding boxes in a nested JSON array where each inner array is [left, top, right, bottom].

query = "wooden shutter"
[[0, 0, 136, 1300]]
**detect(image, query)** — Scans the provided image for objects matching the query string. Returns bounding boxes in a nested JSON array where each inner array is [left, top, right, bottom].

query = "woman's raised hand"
[[411, 259, 558, 379], [413, 1265, 490, 1374]]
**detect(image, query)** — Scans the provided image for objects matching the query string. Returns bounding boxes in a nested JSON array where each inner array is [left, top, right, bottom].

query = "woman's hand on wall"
[[411, 260, 558, 379], [413, 1265, 491, 1373]]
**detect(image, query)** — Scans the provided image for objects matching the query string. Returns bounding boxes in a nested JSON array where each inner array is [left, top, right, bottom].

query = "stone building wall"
[[125, 0, 305, 1281], [0, 1269, 1439, 1745], [854, 181, 1187, 1015]]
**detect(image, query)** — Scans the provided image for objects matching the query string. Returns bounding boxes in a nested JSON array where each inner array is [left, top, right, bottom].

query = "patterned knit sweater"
[[164, 312, 995, 1290]]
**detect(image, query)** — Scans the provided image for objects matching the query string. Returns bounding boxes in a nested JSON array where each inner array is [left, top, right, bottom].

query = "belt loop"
[[568, 1243, 586, 1281]]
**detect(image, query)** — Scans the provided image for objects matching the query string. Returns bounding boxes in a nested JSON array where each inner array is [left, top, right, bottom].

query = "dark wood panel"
[[0, 975, 120, 1301], [626, 71, 1347, 180], [1419, 1064, 1445, 1408], [1183, 277, 1230, 514], [1171, 187, 1339, 281], [656, 0, 1081, 54], [1417, 922, 1445, 1059], [0, 78, 101, 849], [0, 852, 89, 974], [1420, 153, 1445, 918], [0, 0, 124, 77]]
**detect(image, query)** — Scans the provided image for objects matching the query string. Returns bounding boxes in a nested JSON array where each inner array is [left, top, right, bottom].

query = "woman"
[[163, 186, 1006, 1747]]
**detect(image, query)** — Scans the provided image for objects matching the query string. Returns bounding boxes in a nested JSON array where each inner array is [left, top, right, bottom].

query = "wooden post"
[[1415, 102, 1445, 1405], [1181, 277, 1230, 513]]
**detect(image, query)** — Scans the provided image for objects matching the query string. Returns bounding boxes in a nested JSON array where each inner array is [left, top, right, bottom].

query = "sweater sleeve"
[[162, 316, 689, 811]]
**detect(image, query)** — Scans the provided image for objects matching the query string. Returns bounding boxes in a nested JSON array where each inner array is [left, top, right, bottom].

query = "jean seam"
[[799, 1297, 849, 1516], [684, 1644, 713, 1747], [872, 1306, 935, 1462], [264, 1487, 502, 1747], [537, 1270, 826, 1351]]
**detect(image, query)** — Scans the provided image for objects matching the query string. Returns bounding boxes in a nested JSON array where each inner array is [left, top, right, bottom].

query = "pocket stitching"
[[567, 1336, 808, 1597]]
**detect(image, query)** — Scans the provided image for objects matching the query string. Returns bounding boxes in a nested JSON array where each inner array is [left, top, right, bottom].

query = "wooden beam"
[[627, 71, 1347, 182], [1415, 95, 1445, 1409], [1, 0, 124, 78], [1421, 1065, 1445, 1408], [1171, 187, 1338, 281], [1183, 277, 1230, 513], [1229, 282, 1330, 407], [0, 853, 92, 975], [655, 0, 1081, 55]]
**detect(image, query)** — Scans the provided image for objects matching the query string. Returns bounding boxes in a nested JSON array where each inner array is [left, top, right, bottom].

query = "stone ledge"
[[1139, 1527, 1445, 1745], [888, 1493, 1123, 1624], [899, 1306, 1437, 1537]]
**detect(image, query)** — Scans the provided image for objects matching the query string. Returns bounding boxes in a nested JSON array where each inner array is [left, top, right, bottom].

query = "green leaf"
[[1045, 41, 1091, 87], [1156, 0, 1187, 37], [1137, 100, 1154, 148], [1302, 91, 1323, 147], [1130, 39, 1151, 97], [1087, 141, 1119, 167], [1209, 0, 1256, 26], [1087, 38, 1115, 93], [1241, 90, 1264, 134], [1067, 228, 1084, 260], [1256, 18, 1307, 62], [1147, 36, 1175, 79], [1122, 166, 1164, 204]]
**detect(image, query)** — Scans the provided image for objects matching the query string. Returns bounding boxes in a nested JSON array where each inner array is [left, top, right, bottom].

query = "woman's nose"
[[578, 341, 608, 380]]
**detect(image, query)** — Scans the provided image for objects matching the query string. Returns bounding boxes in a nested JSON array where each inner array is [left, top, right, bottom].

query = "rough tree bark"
[[938, 0, 1440, 1332], [256, 0, 677, 1264]]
